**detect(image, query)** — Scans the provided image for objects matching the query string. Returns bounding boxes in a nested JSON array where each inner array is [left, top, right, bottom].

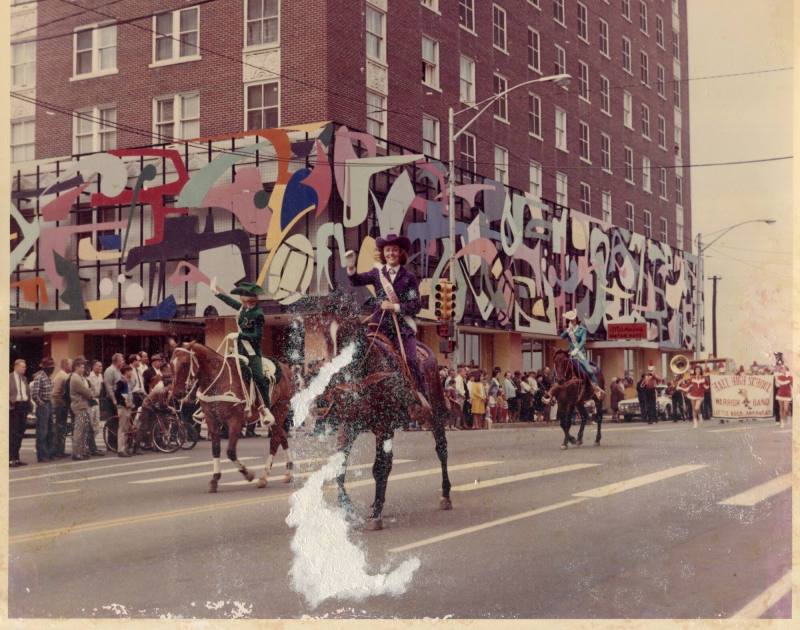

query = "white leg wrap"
[[383, 438, 393, 454], [212, 457, 221, 475]]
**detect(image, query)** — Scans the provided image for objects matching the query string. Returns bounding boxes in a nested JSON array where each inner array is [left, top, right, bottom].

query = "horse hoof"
[[283, 473, 293, 483], [594, 440, 601, 446], [568, 436, 577, 444], [256, 477, 268, 489], [560, 444, 568, 450], [365, 518, 383, 531], [208, 480, 218, 493], [244, 471, 255, 482], [576, 440, 583, 446], [440, 497, 453, 511]]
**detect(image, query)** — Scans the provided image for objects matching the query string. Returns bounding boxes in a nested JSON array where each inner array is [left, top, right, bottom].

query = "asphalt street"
[[8, 417, 792, 620]]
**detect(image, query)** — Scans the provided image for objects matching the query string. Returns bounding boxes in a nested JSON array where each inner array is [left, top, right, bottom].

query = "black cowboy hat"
[[231, 281, 264, 297], [375, 233, 411, 253]]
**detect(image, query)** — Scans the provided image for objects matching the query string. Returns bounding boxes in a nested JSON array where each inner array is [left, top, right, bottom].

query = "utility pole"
[[711, 275, 721, 358]]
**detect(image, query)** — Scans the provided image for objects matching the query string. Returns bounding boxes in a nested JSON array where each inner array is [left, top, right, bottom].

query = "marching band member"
[[680, 365, 710, 429], [774, 363, 793, 428]]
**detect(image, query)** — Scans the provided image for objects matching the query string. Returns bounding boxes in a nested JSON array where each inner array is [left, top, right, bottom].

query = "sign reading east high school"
[[710, 375, 774, 419], [606, 323, 648, 340]]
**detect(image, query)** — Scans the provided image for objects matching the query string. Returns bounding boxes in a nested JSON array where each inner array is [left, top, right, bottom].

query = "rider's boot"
[[258, 403, 275, 427], [417, 391, 431, 410], [592, 384, 605, 400]]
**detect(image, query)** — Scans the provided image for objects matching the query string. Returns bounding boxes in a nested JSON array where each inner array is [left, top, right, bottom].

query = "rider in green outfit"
[[212, 280, 273, 423]]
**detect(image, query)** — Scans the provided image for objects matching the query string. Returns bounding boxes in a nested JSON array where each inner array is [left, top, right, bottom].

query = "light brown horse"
[[170, 342, 295, 492]]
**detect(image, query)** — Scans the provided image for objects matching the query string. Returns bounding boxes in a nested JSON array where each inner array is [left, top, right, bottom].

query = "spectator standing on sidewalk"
[[115, 365, 136, 457], [86, 360, 106, 456], [128, 354, 146, 409], [9, 359, 32, 467], [101, 354, 124, 423], [468, 371, 486, 430], [68, 358, 95, 461], [643, 365, 659, 424], [503, 372, 518, 422], [455, 365, 470, 429], [50, 358, 72, 458], [609, 377, 625, 422], [30, 357, 56, 462]]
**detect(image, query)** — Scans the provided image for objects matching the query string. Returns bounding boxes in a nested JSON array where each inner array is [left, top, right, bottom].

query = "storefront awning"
[[587, 340, 661, 350], [39, 320, 202, 334]]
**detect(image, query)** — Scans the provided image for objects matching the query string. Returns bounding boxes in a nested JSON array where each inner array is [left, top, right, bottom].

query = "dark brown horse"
[[544, 350, 605, 449], [170, 342, 295, 492], [300, 292, 452, 531]]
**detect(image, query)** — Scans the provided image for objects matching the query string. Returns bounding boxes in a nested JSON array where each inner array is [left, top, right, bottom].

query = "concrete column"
[[494, 332, 522, 373], [49, 332, 85, 365]]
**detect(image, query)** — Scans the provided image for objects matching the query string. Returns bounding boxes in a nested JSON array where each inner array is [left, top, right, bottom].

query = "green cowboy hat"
[[230, 281, 264, 297]]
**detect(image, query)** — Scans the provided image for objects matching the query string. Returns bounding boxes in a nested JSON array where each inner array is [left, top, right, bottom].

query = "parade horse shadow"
[[544, 350, 605, 449], [299, 291, 453, 531], [170, 342, 295, 492]]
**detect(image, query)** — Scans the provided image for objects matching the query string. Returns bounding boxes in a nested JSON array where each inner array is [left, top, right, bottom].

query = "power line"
[[11, 0, 128, 39]]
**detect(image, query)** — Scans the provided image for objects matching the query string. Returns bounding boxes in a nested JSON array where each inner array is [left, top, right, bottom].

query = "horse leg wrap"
[[212, 457, 221, 475], [286, 461, 294, 471]]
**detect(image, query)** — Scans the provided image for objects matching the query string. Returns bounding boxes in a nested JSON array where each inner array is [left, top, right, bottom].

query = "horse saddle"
[[239, 356, 280, 405], [365, 329, 430, 366]]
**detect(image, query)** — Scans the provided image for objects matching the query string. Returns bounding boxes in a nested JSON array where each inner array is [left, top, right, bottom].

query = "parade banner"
[[709, 374, 774, 418], [606, 323, 648, 340]]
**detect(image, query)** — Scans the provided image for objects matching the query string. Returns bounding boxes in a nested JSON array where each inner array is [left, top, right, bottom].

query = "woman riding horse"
[[560, 310, 604, 400]]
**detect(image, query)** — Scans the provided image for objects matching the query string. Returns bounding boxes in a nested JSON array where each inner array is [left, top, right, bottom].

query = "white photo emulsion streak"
[[290, 342, 357, 428]]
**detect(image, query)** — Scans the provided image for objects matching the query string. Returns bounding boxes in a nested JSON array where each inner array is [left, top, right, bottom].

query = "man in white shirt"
[[9, 359, 31, 467], [128, 354, 146, 409], [86, 360, 106, 456]]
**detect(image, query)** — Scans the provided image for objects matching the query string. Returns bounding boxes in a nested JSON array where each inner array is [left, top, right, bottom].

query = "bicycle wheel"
[[103, 416, 119, 453], [180, 420, 199, 450], [152, 412, 183, 453]]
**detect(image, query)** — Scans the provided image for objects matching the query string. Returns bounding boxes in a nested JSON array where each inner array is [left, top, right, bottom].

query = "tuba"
[[670, 354, 689, 375]]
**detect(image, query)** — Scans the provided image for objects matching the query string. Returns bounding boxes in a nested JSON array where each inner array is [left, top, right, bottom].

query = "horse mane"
[[189, 341, 223, 372]]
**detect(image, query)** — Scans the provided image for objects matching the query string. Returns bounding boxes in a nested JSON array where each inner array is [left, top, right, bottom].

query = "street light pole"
[[446, 72, 570, 366]]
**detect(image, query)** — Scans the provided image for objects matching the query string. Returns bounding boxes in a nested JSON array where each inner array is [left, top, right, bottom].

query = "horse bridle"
[[172, 347, 200, 403]]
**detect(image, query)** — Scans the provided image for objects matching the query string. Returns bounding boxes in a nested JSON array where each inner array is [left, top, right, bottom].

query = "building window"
[[622, 0, 631, 20], [529, 0, 541, 8], [579, 182, 591, 214], [555, 44, 566, 77], [529, 161, 542, 199], [578, 61, 590, 101], [660, 217, 668, 242], [246, 0, 279, 48], [494, 145, 508, 184], [11, 119, 35, 163], [366, 4, 386, 62], [639, 0, 648, 33], [459, 55, 475, 104], [493, 74, 508, 121], [74, 24, 117, 76], [641, 103, 651, 139], [624, 146, 634, 183], [599, 19, 609, 57], [528, 93, 542, 138], [656, 64, 666, 97], [556, 172, 568, 206], [492, 4, 507, 51], [74, 106, 117, 153], [421, 36, 439, 88], [153, 7, 198, 64], [657, 115, 667, 148], [553, 0, 565, 26], [642, 156, 651, 192], [601, 133, 611, 172], [674, 77, 682, 108], [456, 332, 481, 367], [623, 90, 633, 128], [640, 51, 649, 86], [522, 340, 544, 372], [12, 42, 36, 89], [656, 15, 665, 48], [421, 0, 439, 11], [676, 222, 684, 250], [659, 167, 668, 199], [460, 131, 476, 173], [602, 190, 612, 222], [600, 75, 611, 114], [366, 90, 386, 141], [422, 115, 440, 158], [555, 107, 567, 151], [154, 94, 199, 141], [675, 175, 683, 205], [625, 202, 634, 231], [246, 82, 278, 130], [579, 121, 590, 162], [459, 0, 475, 32], [643, 210, 652, 238], [672, 31, 680, 59], [622, 36, 632, 73], [674, 121, 682, 155], [527, 28, 541, 71], [577, 2, 588, 41]]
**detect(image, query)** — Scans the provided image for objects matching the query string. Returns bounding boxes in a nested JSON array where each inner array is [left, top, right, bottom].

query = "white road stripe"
[[219, 459, 416, 486], [11, 489, 82, 501], [573, 464, 707, 498], [389, 498, 588, 554], [342, 460, 500, 490], [709, 425, 773, 433], [53, 457, 261, 484], [650, 427, 691, 432], [451, 463, 601, 492], [130, 457, 328, 485], [10, 456, 189, 483], [774, 429, 792, 434], [718, 474, 792, 507], [731, 571, 792, 618]]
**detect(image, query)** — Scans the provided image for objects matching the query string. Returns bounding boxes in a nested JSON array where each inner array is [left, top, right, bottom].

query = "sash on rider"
[[378, 268, 417, 333]]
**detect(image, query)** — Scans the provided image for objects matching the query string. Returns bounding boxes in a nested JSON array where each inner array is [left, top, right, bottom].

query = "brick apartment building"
[[10, 0, 696, 386]]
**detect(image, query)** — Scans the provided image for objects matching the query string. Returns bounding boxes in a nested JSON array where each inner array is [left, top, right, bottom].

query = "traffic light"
[[434, 279, 455, 321], [437, 321, 454, 338]]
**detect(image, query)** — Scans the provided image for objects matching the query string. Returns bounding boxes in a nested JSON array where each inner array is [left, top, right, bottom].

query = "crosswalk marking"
[[573, 464, 707, 498], [52, 457, 261, 484], [10, 456, 189, 483], [450, 463, 601, 492], [718, 474, 791, 507], [219, 459, 415, 486], [389, 498, 588, 554], [130, 457, 328, 485], [10, 489, 82, 501], [732, 571, 791, 618]]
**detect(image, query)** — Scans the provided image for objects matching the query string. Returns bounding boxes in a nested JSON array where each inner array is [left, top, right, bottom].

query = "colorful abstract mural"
[[9, 122, 698, 349]]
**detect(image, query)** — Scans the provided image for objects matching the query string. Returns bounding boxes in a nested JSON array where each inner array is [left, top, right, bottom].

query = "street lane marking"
[[573, 464, 707, 498], [774, 429, 792, 434], [718, 474, 792, 507], [342, 460, 500, 490], [219, 459, 415, 486], [52, 457, 261, 484], [130, 457, 329, 484], [389, 498, 588, 553], [650, 427, 691, 432], [451, 463, 601, 492], [9, 492, 294, 545], [731, 571, 792, 618], [10, 489, 82, 501], [709, 425, 773, 433], [10, 456, 189, 483]]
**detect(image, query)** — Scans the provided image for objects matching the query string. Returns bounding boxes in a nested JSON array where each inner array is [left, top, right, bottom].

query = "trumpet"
[[670, 354, 689, 375]]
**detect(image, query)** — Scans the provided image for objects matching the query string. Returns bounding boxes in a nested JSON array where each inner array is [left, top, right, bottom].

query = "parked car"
[[618, 385, 673, 422]]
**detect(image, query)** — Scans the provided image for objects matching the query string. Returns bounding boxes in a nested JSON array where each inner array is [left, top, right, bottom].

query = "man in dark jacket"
[[30, 357, 56, 462]]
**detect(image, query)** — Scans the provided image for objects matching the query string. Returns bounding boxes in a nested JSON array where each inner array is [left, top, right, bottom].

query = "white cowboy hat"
[[647, 364, 655, 372], [564, 310, 578, 321]]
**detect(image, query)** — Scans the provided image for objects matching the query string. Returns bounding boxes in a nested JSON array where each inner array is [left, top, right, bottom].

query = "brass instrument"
[[670, 354, 689, 375]]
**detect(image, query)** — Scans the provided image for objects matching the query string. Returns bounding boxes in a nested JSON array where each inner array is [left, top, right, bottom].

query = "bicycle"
[[104, 405, 184, 454]]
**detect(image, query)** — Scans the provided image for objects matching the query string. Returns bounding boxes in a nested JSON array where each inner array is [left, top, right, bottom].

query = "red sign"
[[607, 323, 648, 340]]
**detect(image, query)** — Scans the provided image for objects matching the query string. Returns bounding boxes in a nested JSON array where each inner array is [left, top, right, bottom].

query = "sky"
[[686, 0, 794, 368]]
